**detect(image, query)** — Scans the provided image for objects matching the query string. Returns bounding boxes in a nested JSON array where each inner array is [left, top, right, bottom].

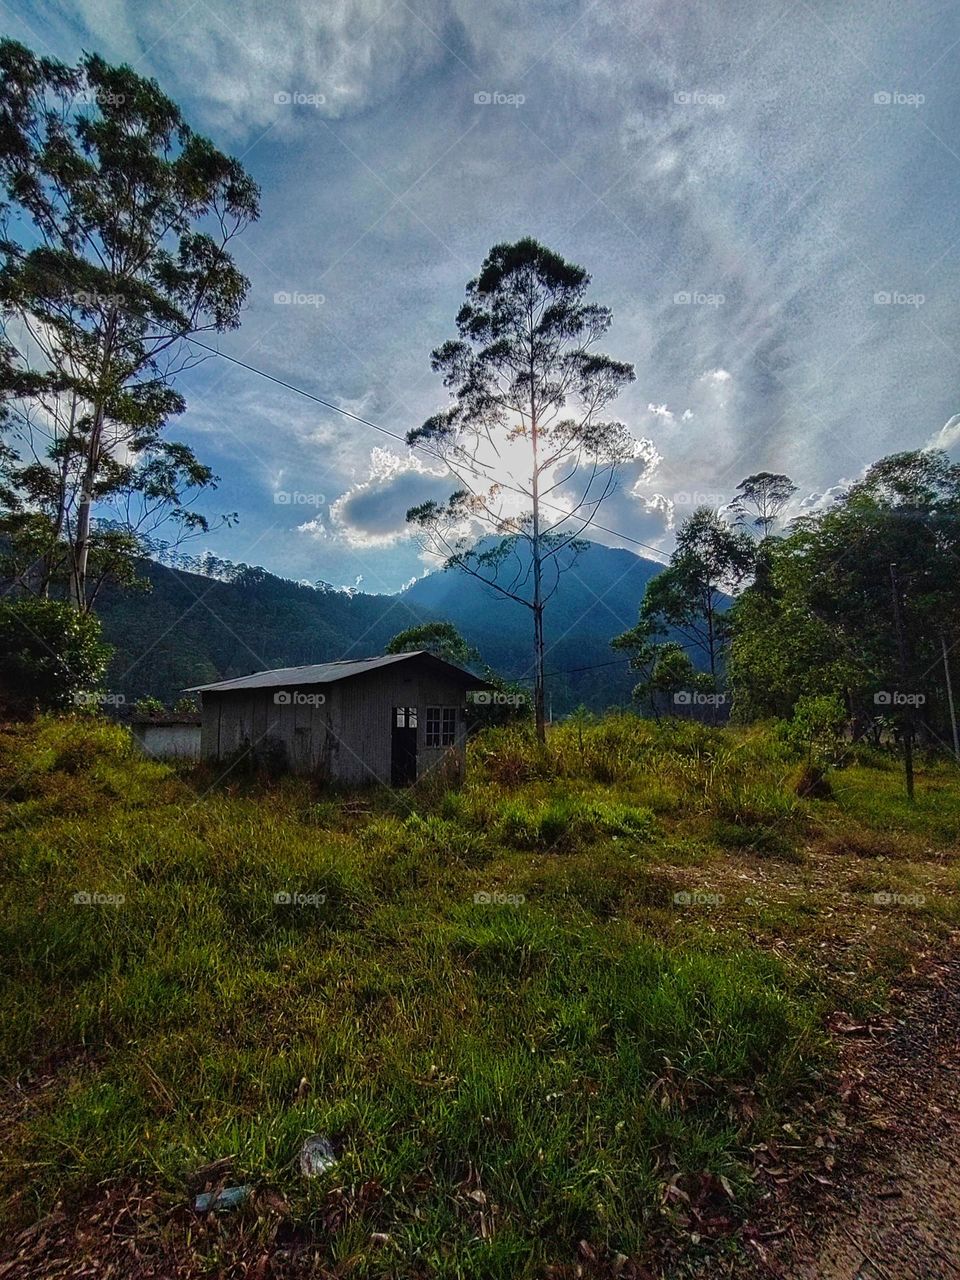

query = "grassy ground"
[[1, 714, 958, 1277]]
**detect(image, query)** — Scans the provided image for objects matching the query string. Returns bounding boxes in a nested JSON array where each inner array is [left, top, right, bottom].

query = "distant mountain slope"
[[400, 541, 669, 712], [98, 559, 427, 705], [96, 541, 681, 713]]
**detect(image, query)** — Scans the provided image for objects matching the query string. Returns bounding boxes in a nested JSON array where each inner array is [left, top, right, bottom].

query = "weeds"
[[0, 714, 957, 1277]]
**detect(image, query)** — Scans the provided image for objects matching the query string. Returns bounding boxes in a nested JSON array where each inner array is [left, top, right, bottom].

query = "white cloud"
[[633, 490, 675, 530], [631, 437, 662, 476], [67, 0, 450, 137], [924, 414, 960, 457], [27, 0, 959, 591], [325, 447, 454, 546], [795, 484, 849, 516], [297, 516, 326, 536]]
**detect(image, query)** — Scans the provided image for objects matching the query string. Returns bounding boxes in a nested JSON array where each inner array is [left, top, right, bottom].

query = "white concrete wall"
[[132, 723, 201, 760]]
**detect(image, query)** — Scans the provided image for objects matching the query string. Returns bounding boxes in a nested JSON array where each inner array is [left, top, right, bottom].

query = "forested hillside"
[[399, 541, 673, 711], [97, 559, 426, 704], [95, 542, 675, 711]]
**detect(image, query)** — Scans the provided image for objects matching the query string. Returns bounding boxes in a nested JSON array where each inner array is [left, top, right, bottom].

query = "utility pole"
[[889, 563, 914, 801], [941, 634, 960, 762]]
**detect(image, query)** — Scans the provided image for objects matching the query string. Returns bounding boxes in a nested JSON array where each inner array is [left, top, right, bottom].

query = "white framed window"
[[394, 706, 418, 728], [425, 706, 457, 747]]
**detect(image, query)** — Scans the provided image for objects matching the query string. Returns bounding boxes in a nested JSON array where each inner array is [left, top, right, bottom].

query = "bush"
[[496, 793, 657, 851], [133, 696, 166, 718], [780, 694, 847, 769], [0, 598, 111, 716]]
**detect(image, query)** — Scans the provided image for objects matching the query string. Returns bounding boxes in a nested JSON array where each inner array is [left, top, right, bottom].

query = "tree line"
[[613, 454, 960, 790]]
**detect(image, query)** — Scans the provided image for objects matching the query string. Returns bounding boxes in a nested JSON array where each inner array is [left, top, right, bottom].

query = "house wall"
[[199, 663, 471, 784], [199, 686, 334, 772], [132, 723, 201, 760], [327, 665, 469, 785]]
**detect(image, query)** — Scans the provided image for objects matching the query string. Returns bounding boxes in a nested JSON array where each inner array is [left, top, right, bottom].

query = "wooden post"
[[889, 563, 914, 801], [942, 633, 960, 762]]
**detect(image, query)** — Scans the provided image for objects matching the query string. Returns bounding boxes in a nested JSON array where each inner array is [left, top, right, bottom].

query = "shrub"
[[0, 598, 110, 716], [780, 694, 847, 769], [133, 696, 166, 718], [470, 725, 556, 786], [496, 794, 657, 851], [793, 762, 833, 799]]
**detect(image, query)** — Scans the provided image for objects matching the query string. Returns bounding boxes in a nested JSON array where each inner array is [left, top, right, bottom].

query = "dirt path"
[[757, 950, 960, 1280]]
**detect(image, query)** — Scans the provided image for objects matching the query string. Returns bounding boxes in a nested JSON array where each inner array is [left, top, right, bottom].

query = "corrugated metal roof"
[[184, 650, 492, 694]]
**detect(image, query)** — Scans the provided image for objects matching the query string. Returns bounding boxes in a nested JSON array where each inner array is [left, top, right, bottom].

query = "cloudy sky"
[[9, 0, 960, 591]]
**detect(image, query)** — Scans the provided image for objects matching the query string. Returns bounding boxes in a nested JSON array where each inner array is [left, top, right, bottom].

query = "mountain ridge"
[[96, 540, 673, 713]]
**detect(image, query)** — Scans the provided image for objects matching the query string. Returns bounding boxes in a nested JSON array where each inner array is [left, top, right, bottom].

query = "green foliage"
[[613, 627, 714, 719], [729, 449, 960, 755], [386, 620, 480, 665], [93, 556, 430, 705], [0, 39, 259, 606], [0, 714, 173, 810], [728, 537, 860, 722], [801, 451, 960, 701], [495, 792, 656, 851], [781, 694, 848, 768], [133, 696, 166, 718], [616, 507, 754, 691], [0, 597, 110, 713]]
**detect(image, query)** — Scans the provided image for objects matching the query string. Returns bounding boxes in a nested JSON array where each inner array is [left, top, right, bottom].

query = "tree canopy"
[[407, 238, 635, 739], [385, 620, 481, 667], [0, 39, 259, 609], [617, 506, 754, 685], [729, 449, 960, 759]]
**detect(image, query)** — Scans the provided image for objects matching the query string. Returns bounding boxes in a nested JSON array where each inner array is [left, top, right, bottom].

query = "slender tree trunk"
[[529, 296, 546, 744], [70, 400, 104, 612], [531, 420, 546, 743], [706, 595, 716, 681], [71, 312, 117, 611], [533, 583, 546, 740], [941, 633, 960, 762]]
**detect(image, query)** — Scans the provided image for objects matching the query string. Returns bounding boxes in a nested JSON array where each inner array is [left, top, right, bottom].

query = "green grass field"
[[1, 715, 958, 1276]]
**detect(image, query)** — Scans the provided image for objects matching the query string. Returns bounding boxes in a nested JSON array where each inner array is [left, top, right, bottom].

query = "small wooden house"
[[186, 651, 491, 785]]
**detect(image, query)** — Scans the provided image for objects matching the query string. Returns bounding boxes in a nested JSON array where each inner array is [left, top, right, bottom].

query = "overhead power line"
[[544, 656, 633, 677], [181, 335, 673, 565], [2, 256, 674, 563]]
